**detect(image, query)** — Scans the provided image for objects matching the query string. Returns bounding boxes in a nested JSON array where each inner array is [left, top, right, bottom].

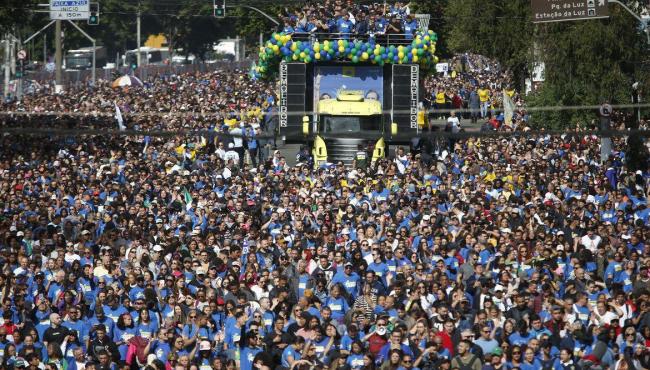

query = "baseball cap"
[[199, 340, 211, 351], [153, 245, 163, 252]]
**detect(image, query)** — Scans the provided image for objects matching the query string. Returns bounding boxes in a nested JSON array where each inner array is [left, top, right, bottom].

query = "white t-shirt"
[[447, 116, 460, 133]]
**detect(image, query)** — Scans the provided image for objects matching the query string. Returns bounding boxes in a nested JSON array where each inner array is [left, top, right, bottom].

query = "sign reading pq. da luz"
[[50, 0, 90, 20]]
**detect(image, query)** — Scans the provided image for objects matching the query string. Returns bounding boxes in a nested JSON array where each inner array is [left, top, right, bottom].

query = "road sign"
[[531, 0, 609, 23], [17, 50, 27, 60], [50, 0, 90, 20]]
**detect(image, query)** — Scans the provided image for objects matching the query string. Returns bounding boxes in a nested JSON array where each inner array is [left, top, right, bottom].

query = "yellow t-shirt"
[[478, 88, 490, 102], [435, 92, 446, 104]]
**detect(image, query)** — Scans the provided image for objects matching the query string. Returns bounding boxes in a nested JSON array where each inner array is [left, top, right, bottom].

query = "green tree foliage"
[[0, 0, 36, 34], [528, 6, 647, 128], [444, 0, 534, 88]]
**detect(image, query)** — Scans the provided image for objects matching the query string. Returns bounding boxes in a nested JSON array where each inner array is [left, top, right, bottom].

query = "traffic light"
[[214, 0, 225, 18], [88, 3, 100, 25]]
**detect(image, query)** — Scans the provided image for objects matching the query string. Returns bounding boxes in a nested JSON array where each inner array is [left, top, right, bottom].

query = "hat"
[[344, 262, 353, 267], [153, 245, 164, 252], [494, 285, 505, 293], [556, 245, 564, 251], [81, 230, 90, 235], [216, 297, 225, 305], [16, 231, 24, 237], [199, 340, 211, 351], [232, 261, 241, 268], [492, 347, 503, 356], [196, 268, 206, 276]]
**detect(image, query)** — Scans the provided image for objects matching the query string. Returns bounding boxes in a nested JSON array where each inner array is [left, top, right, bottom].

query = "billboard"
[[313, 66, 383, 110], [531, 0, 609, 23]]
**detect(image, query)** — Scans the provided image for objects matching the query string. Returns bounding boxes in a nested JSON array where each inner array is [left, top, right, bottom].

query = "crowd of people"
[[278, 1, 420, 40], [1, 32, 650, 370], [423, 53, 525, 130]]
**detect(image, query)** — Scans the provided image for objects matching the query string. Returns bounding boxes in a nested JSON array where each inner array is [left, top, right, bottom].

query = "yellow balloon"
[[412, 55, 418, 63], [398, 52, 404, 59], [314, 43, 320, 52], [416, 39, 422, 44], [424, 35, 430, 41], [423, 45, 428, 50], [291, 43, 298, 51], [373, 49, 380, 56], [339, 46, 345, 53], [434, 56, 439, 63], [292, 54, 298, 60], [300, 52, 306, 58], [412, 49, 417, 55], [266, 42, 273, 48], [397, 45, 403, 52], [324, 40, 329, 46], [361, 52, 369, 60], [274, 34, 280, 41], [315, 53, 321, 60], [272, 45, 279, 53]]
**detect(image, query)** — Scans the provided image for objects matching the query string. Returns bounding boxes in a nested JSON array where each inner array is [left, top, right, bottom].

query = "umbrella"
[[112, 75, 143, 88]]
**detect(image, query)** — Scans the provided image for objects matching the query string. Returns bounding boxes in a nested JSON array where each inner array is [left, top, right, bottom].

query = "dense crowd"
[[1, 48, 650, 370], [278, 1, 419, 40], [423, 53, 525, 130]]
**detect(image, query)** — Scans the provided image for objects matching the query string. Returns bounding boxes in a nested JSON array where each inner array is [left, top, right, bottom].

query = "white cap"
[[16, 231, 24, 237], [199, 340, 211, 351], [153, 245, 163, 252]]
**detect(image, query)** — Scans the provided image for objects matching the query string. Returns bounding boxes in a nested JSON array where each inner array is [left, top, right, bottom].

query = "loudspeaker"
[[392, 64, 419, 130], [279, 62, 307, 130]]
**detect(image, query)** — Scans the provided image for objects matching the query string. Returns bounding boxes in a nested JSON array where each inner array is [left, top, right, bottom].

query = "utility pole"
[[55, 20, 62, 91], [43, 34, 47, 65], [136, 2, 141, 71], [3, 34, 9, 99]]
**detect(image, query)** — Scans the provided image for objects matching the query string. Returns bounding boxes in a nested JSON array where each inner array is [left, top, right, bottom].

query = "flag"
[[182, 187, 193, 210], [114, 102, 126, 131], [502, 90, 515, 128]]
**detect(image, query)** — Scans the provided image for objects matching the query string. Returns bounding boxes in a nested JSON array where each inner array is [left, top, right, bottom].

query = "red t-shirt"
[[367, 333, 388, 356]]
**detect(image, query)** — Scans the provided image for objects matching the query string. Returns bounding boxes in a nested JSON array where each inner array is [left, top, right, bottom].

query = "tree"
[[444, 0, 534, 89], [528, 5, 647, 129]]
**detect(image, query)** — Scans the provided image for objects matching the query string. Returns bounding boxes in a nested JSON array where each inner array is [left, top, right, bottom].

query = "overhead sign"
[[17, 50, 27, 60], [50, 0, 90, 20], [531, 0, 609, 23]]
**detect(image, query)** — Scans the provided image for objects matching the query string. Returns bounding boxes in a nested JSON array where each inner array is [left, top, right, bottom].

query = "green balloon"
[[387, 52, 394, 59], [380, 46, 386, 54], [352, 56, 359, 63], [305, 56, 312, 63], [417, 48, 424, 56]]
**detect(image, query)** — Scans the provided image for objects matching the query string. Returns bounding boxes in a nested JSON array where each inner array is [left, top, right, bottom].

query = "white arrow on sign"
[[17, 50, 27, 60]]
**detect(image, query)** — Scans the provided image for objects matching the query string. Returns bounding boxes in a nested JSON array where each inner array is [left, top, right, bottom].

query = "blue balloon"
[[270, 38, 276, 45], [309, 50, 315, 57], [356, 49, 362, 56], [393, 56, 399, 62], [381, 53, 387, 59], [345, 47, 350, 54], [320, 50, 327, 57], [325, 53, 332, 60], [360, 44, 367, 51]]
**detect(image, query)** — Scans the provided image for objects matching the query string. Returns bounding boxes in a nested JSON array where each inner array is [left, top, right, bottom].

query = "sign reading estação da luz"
[[531, 0, 609, 23]]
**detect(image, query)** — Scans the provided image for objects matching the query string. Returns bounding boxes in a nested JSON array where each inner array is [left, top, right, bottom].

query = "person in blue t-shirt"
[[240, 331, 263, 370], [337, 14, 354, 37], [402, 14, 418, 40]]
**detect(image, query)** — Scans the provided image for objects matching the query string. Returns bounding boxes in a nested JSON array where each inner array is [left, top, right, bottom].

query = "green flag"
[[182, 188, 193, 210]]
